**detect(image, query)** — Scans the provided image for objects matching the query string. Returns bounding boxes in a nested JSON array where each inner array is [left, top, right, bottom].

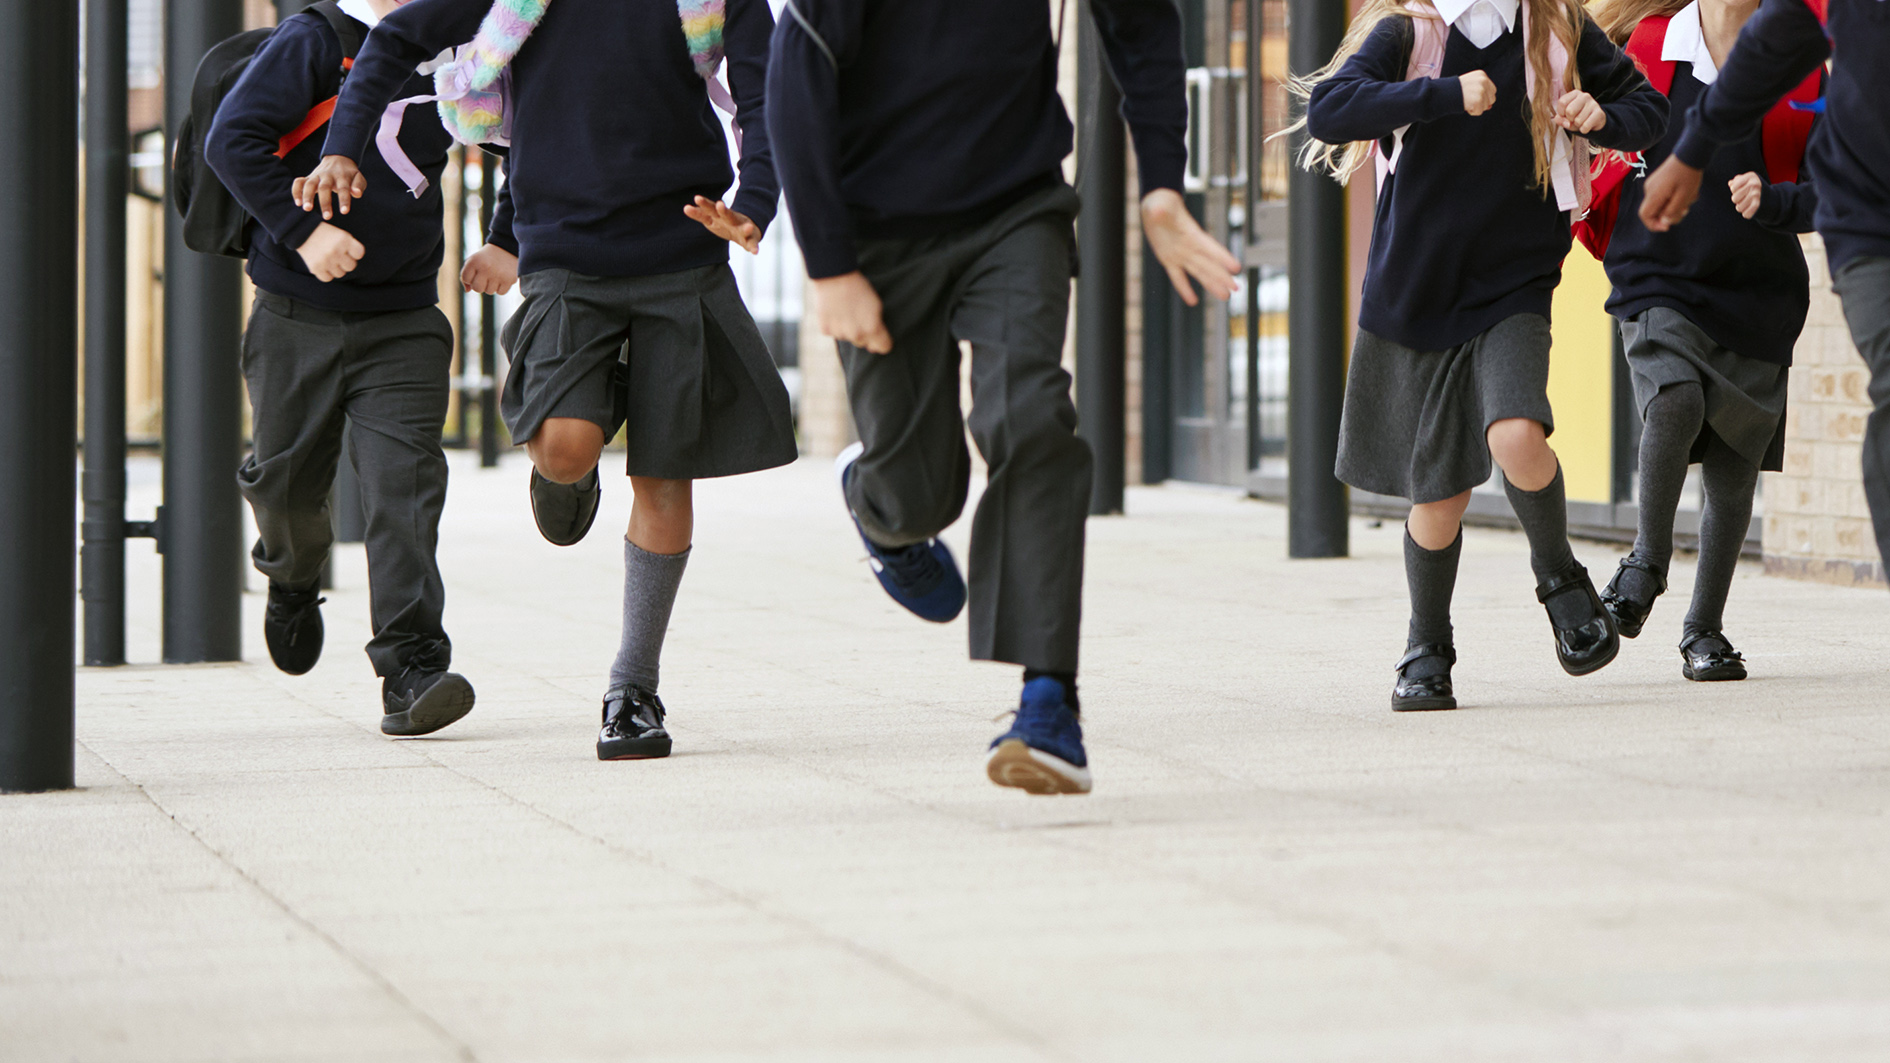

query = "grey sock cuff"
[[625, 539, 692, 566], [1501, 464, 1564, 501], [1403, 525, 1463, 557]]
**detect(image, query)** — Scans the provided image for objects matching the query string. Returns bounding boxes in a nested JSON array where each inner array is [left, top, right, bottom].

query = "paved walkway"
[[9, 452, 1890, 1061]]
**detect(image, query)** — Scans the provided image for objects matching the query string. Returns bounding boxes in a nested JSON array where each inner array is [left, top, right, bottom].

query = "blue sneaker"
[[987, 677, 1092, 795], [834, 443, 967, 623]]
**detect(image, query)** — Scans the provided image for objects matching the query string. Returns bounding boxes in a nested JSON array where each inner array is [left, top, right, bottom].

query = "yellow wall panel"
[[1547, 246, 1616, 504]]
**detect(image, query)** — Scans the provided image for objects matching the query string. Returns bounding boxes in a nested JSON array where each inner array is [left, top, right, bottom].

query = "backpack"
[[1374, 0, 1592, 215], [375, 0, 744, 197], [173, 1, 365, 258], [1570, 9, 1823, 259]]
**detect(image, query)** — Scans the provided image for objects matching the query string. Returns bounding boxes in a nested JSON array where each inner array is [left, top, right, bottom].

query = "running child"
[[299, 0, 797, 760], [1297, 0, 1668, 710], [207, 0, 476, 737], [769, 0, 1241, 794], [1641, 0, 1890, 576], [1582, 0, 1819, 681]]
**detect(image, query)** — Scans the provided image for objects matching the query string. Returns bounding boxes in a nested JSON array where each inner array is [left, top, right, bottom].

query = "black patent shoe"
[[381, 660, 476, 737], [1392, 643, 1457, 712], [529, 466, 601, 547], [597, 687, 672, 760], [1536, 561, 1620, 676], [1680, 629, 1747, 682], [1600, 554, 1666, 639], [264, 583, 325, 676]]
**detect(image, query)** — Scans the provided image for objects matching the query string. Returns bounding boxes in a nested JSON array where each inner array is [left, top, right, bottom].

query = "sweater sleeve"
[[725, 0, 780, 236], [205, 17, 330, 253], [767, 0, 868, 279], [321, 0, 486, 163], [1576, 17, 1668, 153], [1305, 18, 1465, 146], [1088, 0, 1189, 197], [486, 153, 519, 255], [1673, 0, 1829, 169], [1754, 126, 1820, 234]]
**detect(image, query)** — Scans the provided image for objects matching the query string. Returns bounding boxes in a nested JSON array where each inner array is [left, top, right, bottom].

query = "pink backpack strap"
[[1373, 3, 1449, 192]]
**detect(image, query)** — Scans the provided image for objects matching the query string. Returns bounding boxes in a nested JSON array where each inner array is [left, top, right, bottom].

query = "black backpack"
[[172, 1, 364, 258]]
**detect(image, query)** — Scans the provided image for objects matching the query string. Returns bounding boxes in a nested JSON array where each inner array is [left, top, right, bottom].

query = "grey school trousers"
[[839, 183, 1092, 674], [1835, 257, 1890, 575], [236, 292, 455, 676]]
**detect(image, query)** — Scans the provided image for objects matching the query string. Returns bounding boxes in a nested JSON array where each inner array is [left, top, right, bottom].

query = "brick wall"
[[1762, 235, 1884, 587]]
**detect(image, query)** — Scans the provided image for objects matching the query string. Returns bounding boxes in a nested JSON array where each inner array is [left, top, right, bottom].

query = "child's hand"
[[1460, 71, 1497, 116], [1640, 156, 1704, 231], [1554, 90, 1607, 134], [1729, 172, 1766, 219], [1141, 189, 1241, 307], [297, 222, 365, 282], [462, 243, 519, 295], [297, 155, 367, 219], [812, 271, 892, 354], [683, 196, 762, 254]]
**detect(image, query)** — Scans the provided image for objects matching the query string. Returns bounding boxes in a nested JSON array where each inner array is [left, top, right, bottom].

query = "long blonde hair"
[[1589, 0, 1687, 43], [1282, 0, 1592, 195]]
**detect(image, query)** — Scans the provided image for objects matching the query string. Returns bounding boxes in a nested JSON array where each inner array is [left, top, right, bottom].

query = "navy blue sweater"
[[1608, 68, 1816, 366], [768, 0, 1189, 280], [207, 11, 450, 312], [1307, 15, 1667, 350], [1675, 0, 1890, 275], [324, 0, 777, 279]]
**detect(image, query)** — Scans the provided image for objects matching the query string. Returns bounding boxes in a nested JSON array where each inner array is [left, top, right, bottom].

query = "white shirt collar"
[[1661, 1, 1718, 85], [1430, 0, 1520, 38], [335, 0, 380, 27]]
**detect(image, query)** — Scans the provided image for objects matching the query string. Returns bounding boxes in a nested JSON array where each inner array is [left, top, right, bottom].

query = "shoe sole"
[[597, 735, 673, 760], [1560, 637, 1620, 677], [1683, 663, 1747, 682], [1392, 694, 1457, 712], [986, 739, 1092, 795], [382, 675, 476, 737]]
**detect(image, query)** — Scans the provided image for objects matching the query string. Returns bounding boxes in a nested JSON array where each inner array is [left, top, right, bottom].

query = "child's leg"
[[1622, 382, 1706, 601], [527, 418, 607, 484], [1489, 418, 1616, 671], [1685, 435, 1758, 637], [609, 477, 693, 695], [1404, 492, 1470, 681], [1832, 257, 1890, 571]]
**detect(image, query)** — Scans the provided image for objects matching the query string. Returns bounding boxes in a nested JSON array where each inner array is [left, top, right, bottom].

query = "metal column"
[[83, 0, 129, 667], [1286, 0, 1350, 558], [163, 0, 246, 662], [1075, 6, 1127, 515], [478, 149, 501, 467], [0, 0, 80, 792]]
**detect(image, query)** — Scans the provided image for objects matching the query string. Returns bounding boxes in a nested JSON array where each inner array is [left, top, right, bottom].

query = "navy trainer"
[[987, 677, 1092, 795], [834, 443, 966, 623]]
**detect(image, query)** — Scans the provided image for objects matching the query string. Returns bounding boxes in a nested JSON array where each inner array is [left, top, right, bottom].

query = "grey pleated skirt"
[[500, 263, 799, 480], [1336, 313, 1556, 504], [1621, 306, 1787, 472]]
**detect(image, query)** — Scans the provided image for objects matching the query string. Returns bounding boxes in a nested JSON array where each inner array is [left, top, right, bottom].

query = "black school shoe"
[[1600, 554, 1666, 639], [1392, 643, 1457, 712], [1535, 560, 1620, 676], [1680, 629, 1748, 682], [597, 687, 672, 760], [263, 583, 326, 675], [381, 660, 476, 737], [529, 467, 602, 547]]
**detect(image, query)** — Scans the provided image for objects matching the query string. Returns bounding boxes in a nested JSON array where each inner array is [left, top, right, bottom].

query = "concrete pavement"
[[6, 452, 1890, 1061]]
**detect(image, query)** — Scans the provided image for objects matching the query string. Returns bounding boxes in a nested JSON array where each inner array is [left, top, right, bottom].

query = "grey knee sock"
[[610, 540, 690, 694], [1685, 438, 1758, 636], [1625, 382, 1706, 602], [1502, 466, 1592, 627], [1403, 527, 1461, 679]]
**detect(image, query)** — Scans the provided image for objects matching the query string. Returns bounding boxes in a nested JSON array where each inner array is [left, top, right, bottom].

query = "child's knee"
[[529, 419, 605, 483], [630, 477, 691, 517], [1486, 417, 1548, 466]]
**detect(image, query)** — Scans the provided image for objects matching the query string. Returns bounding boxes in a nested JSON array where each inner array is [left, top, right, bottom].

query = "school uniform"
[[1307, 5, 1668, 505], [1675, 0, 1890, 568], [768, 0, 1187, 676], [206, 3, 457, 678], [324, 0, 796, 480]]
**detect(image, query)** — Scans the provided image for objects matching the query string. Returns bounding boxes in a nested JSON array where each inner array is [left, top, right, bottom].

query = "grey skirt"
[[1336, 313, 1555, 504], [500, 263, 799, 481], [1621, 306, 1787, 472]]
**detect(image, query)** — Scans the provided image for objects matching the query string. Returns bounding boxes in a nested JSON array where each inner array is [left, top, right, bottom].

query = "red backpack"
[[1572, 4, 1823, 258]]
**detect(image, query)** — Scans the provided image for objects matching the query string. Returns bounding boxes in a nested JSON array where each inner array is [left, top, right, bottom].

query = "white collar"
[[1430, 0, 1520, 34], [1661, 1, 1718, 85], [335, 0, 380, 27]]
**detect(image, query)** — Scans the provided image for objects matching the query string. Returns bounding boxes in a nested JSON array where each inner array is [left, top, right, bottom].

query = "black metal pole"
[[0, 1, 80, 792], [1286, 0, 1349, 558], [83, 0, 129, 667], [163, 0, 246, 663], [479, 149, 500, 468], [1076, 6, 1127, 516], [450, 146, 470, 448]]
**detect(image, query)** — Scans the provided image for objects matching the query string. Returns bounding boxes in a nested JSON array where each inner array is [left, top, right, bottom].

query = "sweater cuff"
[[800, 233, 860, 280], [263, 205, 324, 256], [487, 227, 520, 257], [731, 188, 778, 240], [1133, 143, 1186, 198], [1422, 78, 1463, 122], [317, 117, 374, 164], [1672, 125, 1718, 171]]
